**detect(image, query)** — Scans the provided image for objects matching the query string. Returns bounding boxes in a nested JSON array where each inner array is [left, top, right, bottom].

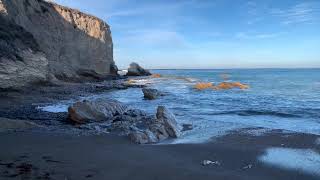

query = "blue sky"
[[53, 0, 320, 69]]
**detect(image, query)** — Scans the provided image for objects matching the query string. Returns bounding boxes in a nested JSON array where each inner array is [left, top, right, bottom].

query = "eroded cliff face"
[[0, 15, 48, 89], [0, 0, 116, 89]]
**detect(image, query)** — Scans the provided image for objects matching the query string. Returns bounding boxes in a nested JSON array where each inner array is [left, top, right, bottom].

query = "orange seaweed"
[[214, 82, 249, 90], [194, 82, 214, 90], [126, 79, 136, 84], [151, 74, 162, 78]]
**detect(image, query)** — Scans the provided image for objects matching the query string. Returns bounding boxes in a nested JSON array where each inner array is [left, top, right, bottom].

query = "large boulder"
[[156, 106, 181, 138], [68, 99, 128, 124], [142, 88, 162, 100], [126, 62, 152, 76]]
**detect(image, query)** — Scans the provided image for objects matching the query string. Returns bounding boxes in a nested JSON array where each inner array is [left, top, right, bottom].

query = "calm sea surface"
[[40, 69, 320, 143]]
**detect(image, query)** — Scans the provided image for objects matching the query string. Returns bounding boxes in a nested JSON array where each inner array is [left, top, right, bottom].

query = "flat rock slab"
[[0, 118, 41, 132]]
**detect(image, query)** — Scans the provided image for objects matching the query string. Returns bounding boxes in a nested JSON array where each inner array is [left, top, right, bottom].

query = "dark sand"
[[0, 129, 319, 180]]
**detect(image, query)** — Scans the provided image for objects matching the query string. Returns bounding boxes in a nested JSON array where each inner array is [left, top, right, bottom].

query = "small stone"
[[201, 160, 220, 166], [243, 164, 253, 169]]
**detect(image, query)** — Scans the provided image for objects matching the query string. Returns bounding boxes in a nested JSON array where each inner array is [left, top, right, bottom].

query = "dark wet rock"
[[68, 98, 128, 124], [148, 122, 170, 142], [129, 129, 158, 144], [125, 106, 181, 144], [68, 98, 181, 144], [156, 106, 181, 138], [142, 88, 162, 100], [126, 62, 152, 76], [123, 109, 147, 117], [182, 124, 193, 131]]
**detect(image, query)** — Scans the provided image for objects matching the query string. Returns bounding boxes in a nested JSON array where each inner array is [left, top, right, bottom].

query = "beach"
[[0, 129, 319, 180]]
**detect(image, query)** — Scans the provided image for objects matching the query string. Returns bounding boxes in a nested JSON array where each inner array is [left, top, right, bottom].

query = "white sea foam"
[[259, 148, 320, 176], [36, 104, 69, 113], [242, 128, 271, 136]]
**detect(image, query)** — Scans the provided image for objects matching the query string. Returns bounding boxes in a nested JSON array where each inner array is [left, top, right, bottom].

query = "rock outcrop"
[[0, 0, 116, 89], [126, 62, 152, 76], [142, 88, 162, 100], [68, 99, 181, 144], [0, 15, 48, 89], [156, 106, 181, 138], [68, 99, 128, 124]]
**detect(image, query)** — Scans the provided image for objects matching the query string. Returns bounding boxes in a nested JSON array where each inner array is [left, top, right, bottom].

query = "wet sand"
[[0, 130, 319, 180]]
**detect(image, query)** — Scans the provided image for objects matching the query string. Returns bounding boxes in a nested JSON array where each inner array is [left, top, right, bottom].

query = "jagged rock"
[[129, 129, 158, 144], [148, 122, 170, 142], [142, 88, 162, 100], [68, 99, 128, 124], [0, 0, 116, 89], [126, 62, 152, 76], [156, 106, 181, 138], [68, 99, 181, 144], [0, 118, 41, 132], [123, 109, 147, 117]]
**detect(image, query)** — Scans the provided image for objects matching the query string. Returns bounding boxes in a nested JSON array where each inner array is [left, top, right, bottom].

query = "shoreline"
[[0, 129, 319, 180]]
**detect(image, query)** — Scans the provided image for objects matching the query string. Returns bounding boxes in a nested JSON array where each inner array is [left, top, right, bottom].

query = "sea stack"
[[126, 62, 152, 76]]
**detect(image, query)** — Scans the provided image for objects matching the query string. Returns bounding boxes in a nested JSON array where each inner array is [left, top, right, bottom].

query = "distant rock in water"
[[0, 0, 116, 89], [142, 88, 163, 100], [126, 62, 152, 76]]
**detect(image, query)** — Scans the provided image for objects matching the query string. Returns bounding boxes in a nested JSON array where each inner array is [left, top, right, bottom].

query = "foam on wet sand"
[[259, 147, 320, 176]]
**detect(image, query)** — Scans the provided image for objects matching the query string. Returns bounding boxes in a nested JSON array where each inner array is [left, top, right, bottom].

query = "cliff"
[[0, 0, 116, 89]]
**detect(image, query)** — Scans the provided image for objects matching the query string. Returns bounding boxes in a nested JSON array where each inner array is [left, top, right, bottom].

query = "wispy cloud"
[[118, 29, 189, 49], [270, 2, 320, 25], [105, 0, 215, 18], [235, 32, 281, 40]]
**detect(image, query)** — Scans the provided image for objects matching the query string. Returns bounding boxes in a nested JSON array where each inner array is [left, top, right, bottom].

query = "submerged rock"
[[182, 124, 193, 131], [142, 88, 162, 100], [126, 62, 152, 76], [68, 99, 128, 124]]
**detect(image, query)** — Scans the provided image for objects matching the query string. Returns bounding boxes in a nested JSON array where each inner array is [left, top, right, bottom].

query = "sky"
[[53, 0, 320, 69]]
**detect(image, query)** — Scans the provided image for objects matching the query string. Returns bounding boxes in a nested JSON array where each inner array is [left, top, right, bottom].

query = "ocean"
[[39, 69, 320, 143]]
